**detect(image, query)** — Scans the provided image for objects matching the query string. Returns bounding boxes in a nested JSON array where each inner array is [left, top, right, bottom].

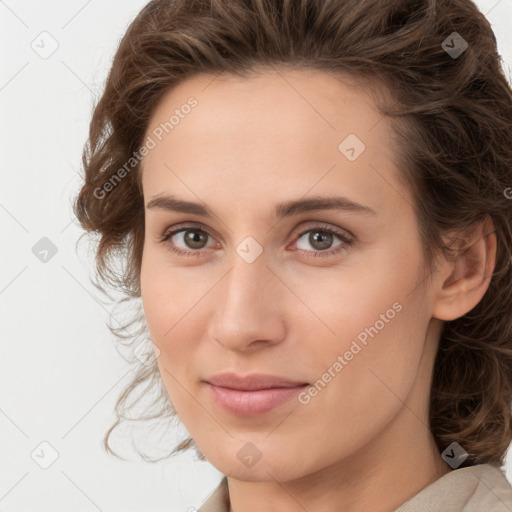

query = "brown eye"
[[160, 226, 216, 256], [181, 229, 209, 249], [296, 228, 343, 252], [293, 224, 354, 258], [305, 230, 335, 251]]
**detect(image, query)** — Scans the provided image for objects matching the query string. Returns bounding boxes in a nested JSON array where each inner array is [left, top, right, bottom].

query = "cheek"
[[289, 236, 429, 404], [140, 247, 195, 371], [289, 237, 425, 344], [140, 261, 202, 420], [140, 244, 219, 401], [140, 242, 203, 339]]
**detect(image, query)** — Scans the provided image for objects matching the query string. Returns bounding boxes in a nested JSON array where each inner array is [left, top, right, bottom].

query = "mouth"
[[203, 373, 310, 416]]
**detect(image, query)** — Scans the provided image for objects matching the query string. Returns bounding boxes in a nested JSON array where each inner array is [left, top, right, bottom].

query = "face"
[[139, 68, 441, 481]]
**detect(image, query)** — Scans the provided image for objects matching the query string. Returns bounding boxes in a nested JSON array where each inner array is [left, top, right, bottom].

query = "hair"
[[73, 0, 512, 467]]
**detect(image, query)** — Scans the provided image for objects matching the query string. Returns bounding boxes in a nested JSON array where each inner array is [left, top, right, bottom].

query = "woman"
[[73, 0, 512, 510]]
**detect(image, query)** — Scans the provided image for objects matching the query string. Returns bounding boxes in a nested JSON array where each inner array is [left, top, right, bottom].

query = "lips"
[[205, 372, 309, 391], [204, 373, 309, 416]]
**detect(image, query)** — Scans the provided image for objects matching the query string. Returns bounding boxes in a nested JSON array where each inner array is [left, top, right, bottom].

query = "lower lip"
[[206, 383, 309, 417]]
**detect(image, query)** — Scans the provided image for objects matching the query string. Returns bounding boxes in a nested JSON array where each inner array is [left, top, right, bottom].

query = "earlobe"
[[432, 216, 497, 321]]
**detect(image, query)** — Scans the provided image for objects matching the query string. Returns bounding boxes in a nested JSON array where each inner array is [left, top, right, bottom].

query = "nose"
[[206, 250, 287, 352]]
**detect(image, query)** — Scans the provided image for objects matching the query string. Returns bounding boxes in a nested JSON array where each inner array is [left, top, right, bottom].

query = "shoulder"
[[396, 463, 512, 512]]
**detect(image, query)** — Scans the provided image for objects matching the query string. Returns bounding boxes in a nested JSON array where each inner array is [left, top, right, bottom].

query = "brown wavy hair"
[[73, 0, 512, 466]]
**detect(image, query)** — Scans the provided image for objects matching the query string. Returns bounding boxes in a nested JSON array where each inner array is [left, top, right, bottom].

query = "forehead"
[[140, 68, 407, 217], [144, 68, 386, 148]]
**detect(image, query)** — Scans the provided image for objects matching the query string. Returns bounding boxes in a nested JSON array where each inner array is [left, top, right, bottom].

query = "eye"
[[159, 225, 217, 257], [159, 222, 354, 258], [293, 224, 353, 257]]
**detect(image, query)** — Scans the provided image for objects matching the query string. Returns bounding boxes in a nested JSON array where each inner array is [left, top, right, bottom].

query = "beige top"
[[197, 463, 512, 512]]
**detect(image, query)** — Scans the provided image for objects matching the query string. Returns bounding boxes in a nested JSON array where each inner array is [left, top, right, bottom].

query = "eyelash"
[[159, 223, 354, 259]]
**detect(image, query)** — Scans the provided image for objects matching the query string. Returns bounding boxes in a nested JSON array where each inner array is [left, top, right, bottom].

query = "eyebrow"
[[146, 194, 376, 219]]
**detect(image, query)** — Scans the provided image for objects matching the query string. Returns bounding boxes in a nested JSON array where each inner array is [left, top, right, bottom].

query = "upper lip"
[[205, 373, 309, 391]]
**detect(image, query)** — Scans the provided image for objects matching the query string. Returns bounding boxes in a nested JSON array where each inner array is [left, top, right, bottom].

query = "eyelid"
[[160, 221, 218, 242], [292, 222, 354, 242]]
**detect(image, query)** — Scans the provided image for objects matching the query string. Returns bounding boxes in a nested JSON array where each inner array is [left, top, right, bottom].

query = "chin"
[[199, 437, 312, 482]]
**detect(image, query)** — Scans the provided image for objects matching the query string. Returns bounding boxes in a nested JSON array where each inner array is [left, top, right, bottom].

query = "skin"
[[139, 68, 496, 512]]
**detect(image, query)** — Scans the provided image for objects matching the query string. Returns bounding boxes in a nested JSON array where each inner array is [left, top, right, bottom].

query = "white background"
[[1, 0, 511, 510]]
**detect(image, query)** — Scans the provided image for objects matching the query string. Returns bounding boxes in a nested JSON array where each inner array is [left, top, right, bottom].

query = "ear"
[[432, 215, 497, 321]]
